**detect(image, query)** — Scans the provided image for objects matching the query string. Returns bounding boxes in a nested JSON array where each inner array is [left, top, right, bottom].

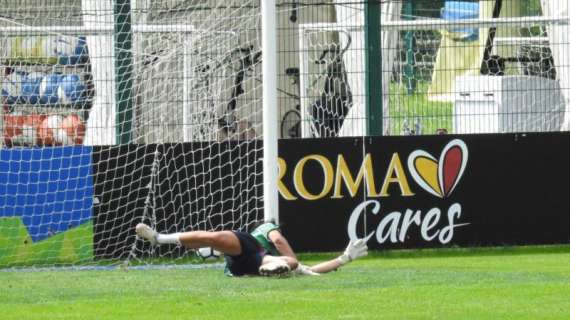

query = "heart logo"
[[407, 139, 468, 198]]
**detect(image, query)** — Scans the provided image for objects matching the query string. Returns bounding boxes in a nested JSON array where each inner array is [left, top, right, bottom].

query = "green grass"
[[389, 82, 453, 135], [1, 245, 569, 319]]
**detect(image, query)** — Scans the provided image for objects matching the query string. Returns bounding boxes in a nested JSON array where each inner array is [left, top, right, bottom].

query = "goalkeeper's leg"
[[135, 223, 242, 255], [136, 223, 297, 276]]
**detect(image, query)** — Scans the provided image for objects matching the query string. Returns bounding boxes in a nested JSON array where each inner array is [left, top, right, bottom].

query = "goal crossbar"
[[0, 25, 234, 36]]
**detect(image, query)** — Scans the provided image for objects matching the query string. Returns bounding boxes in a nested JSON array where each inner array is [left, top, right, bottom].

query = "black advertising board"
[[91, 133, 570, 257], [278, 133, 570, 251]]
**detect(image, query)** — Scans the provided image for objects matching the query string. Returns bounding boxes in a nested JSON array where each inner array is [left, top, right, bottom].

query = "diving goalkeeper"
[[136, 223, 296, 276], [135, 222, 367, 277], [250, 221, 368, 276]]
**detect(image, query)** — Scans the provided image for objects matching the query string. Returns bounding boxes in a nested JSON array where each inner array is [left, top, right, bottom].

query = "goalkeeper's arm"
[[295, 239, 368, 275], [267, 230, 297, 259]]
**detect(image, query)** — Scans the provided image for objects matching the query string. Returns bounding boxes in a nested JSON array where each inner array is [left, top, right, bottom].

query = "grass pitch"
[[1, 245, 569, 320]]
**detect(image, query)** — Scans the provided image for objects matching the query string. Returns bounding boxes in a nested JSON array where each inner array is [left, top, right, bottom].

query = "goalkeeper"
[[136, 223, 298, 277], [250, 221, 368, 276], [135, 222, 366, 277]]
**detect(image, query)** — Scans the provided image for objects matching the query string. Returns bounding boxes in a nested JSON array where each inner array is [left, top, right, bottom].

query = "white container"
[[453, 75, 565, 133]]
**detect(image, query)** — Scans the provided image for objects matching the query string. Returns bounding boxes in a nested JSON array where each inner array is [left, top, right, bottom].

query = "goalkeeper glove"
[[338, 239, 368, 265]]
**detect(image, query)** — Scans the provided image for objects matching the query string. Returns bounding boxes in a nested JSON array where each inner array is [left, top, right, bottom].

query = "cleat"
[[259, 260, 291, 277], [135, 223, 158, 246]]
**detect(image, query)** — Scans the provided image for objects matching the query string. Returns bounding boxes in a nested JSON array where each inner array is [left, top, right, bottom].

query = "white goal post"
[[261, 0, 279, 224]]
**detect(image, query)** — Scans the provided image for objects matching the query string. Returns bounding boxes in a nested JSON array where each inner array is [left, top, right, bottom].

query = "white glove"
[[293, 264, 320, 276], [338, 239, 368, 265]]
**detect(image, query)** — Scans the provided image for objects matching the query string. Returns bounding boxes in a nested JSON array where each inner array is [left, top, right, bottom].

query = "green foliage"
[[525, 0, 543, 16], [389, 82, 454, 135], [1, 245, 569, 319]]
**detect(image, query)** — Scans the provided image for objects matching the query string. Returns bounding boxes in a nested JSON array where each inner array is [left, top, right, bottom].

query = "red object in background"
[[3, 113, 86, 146], [61, 114, 86, 145], [38, 115, 64, 146], [38, 114, 86, 146], [3, 113, 45, 146]]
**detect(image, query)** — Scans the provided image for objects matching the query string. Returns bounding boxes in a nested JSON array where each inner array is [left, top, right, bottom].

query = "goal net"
[[0, 0, 266, 269]]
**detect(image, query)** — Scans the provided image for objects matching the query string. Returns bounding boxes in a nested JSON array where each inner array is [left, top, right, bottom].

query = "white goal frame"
[[262, 0, 279, 224]]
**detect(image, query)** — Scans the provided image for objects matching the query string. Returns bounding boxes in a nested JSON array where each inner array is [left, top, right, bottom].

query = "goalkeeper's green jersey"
[[251, 222, 280, 256]]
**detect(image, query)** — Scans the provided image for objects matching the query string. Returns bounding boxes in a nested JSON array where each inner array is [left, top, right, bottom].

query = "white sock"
[[156, 233, 182, 245]]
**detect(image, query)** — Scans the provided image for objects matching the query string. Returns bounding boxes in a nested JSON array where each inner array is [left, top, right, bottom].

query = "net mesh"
[[300, 28, 355, 138], [0, 0, 264, 268], [387, 0, 565, 135]]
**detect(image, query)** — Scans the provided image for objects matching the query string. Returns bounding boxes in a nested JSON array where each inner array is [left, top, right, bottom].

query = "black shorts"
[[225, 231, 265, 276]]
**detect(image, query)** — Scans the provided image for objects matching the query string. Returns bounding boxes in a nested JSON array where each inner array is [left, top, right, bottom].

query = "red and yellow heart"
[[407, 139, 468, 198]]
